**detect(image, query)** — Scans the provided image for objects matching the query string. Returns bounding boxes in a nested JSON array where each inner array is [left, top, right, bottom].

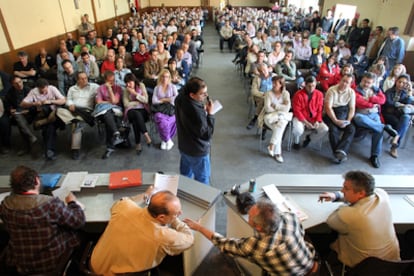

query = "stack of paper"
[[262, 184, 308, 221]]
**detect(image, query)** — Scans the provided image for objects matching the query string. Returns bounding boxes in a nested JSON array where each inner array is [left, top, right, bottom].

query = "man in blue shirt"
[[378, 27, 405, 70]]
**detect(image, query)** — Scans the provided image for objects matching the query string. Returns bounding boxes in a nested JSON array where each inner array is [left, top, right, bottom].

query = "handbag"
[[151, 103, 175, 116]]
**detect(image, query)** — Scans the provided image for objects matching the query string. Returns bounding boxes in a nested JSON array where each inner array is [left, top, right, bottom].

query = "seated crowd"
[[215, 5, 413, 168], [0, 7, 206, 160]]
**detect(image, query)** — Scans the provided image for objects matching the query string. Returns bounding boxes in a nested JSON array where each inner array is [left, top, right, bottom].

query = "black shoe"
[[261, 129, 267, 140], [370, 156, 381, 168], [46, 150, 57, 161], [302, 135, 311, 148], [383, 124, 398, 137], [293, 143, 301, 150], [102, 149, 113, 159], [136, 144, 142, 155], [246, 118, 256, 130], [72, 149, 80, 160]]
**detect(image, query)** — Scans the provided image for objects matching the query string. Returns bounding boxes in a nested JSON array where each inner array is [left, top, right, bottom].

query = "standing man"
[[184, 198, 317, 275], [56, 72, 98, 160], [175, 77, 215, 185], [323, 74, 356, 164], [353, 72, 399, 168], [319, 170, 400, 269], [378, 27, 405, 70], [20, 78, 66, 160], [292, 76, 328, 150], [90, 190, 194, 275], [0, 166, 85, 275]]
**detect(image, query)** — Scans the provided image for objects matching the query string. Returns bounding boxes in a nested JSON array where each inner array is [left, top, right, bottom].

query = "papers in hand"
[[154, 173, 179, 195], [210, 100, 223, 115], [262, 184, 308, 221], [52, 186, 85, 210]]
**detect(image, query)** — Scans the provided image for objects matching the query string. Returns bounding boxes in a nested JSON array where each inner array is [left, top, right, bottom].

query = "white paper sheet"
[[60, 171, 88, 191], [154, 173, 179, 195]]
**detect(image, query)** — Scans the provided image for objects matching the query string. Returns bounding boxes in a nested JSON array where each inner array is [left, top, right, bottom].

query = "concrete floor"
[[1, 23, 414, 275]]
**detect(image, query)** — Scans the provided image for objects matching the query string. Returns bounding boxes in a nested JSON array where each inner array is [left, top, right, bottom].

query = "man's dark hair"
[[363, 18, 370, 24], [124, 73, 137, 84], [183, 77, 206, 96], [103, 70, 115, 80], [305, 75, 316, 84], [252, 199, 281, 235], [388, 27, 399, 35], [61, 59, 72, 67], [80, 52, 90, 58], [10, 166, 39, 194], [376, 26, 384, 32], [362, 72, 376, 80], [147, 191, 176, 217], [149, 48, 158, 55], [36, 78, 49, 88], [344, 171, 375, 196]]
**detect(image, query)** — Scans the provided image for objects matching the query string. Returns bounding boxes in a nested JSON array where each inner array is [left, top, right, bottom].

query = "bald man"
[[90, 190, 194, 275]]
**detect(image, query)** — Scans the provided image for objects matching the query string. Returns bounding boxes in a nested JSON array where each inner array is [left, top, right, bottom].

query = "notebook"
[[109, 169, 142, 189]]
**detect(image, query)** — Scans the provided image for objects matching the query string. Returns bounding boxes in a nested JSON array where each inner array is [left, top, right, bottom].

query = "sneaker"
[[166, 140, 174, 150], [302, 135, 311, 148], [72, 149, 80, 160], [335, 150, 348, 163], [275, 154, 284, 163], [160, 141, 167, 150], [112, 133, 124, 146], [46, 150, 57, 161], [246, 118, 256, 130], [102, 149, 114, 159]]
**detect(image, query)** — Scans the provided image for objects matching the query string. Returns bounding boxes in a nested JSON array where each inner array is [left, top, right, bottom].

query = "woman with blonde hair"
[[261, 76, 291, 163], [383, 64, 411, 94], [151, 69, 178, 150]]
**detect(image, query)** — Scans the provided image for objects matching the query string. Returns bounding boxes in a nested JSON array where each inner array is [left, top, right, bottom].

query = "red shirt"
[[133, 52, 150, 68], [100, 60, 115, 75]]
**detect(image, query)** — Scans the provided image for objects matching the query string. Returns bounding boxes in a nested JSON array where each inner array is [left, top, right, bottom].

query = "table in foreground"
[[224, 174, 414, 275]]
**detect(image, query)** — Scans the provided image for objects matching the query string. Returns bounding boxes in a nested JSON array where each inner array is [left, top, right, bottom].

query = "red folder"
[[109, 169, 142, 189]]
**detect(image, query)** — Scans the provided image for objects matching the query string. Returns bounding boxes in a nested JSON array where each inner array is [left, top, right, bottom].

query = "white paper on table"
[[211, 100, 223, 115], [60, 171, 88, 192], [52, 186, 85, 210], [154, 173, 179, 195], [81, 174, 100, 188], [0, 192, 10, 203], [262, 184, 308, 221]]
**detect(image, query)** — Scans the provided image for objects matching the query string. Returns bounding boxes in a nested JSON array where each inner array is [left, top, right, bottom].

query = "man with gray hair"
[[184, 198, 317, 275], [319, 170, 400, 270]]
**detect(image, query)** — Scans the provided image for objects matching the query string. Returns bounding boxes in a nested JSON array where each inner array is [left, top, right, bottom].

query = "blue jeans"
[[383, 113, 411, 148], [353, 113, 384, 157], [180, 152, 210, 185]]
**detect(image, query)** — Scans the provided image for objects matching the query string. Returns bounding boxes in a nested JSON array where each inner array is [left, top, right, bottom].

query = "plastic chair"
[[346, 256, 414, 276]]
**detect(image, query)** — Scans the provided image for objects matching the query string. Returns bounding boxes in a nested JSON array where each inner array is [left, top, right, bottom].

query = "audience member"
[[94, 70, 124, 159], [114, 57, 132, 89], [143, 48, 163, 89], [91, 37, 108, 65], [184, 198, 316, 275], [292, 76, 328, 150], [78, 15, 94, 36], [382, 63, 409, 92], [378, 27, 405, 70], [73, 36, 91, 58], [319, 171, 400, 269], [13, 51, 37, 87], [55, 72, 98, 160], [152, 69, 178, 151], [0, 70, 11, 97], [366, 26, 385, 63], [0, 165, 85, 275], [382, 74, 414, 158], [262, 76, 291, 163], [0, 97, 10, 154], [317, 54, 341, 92], [4, 76, 37, 156], [349, 45, 369, 81], [77, 52, 100, 82], [100, 49, 116, 76], [20, 78, 66, 160], [275, 50, 297, 81], [353, 72, 399, 168], [34, 47, 56, 80], [123, 73, 151, 155], [323, 74, 356, 164], [219, 20, 234, 52], [61, 59, 78, 96]]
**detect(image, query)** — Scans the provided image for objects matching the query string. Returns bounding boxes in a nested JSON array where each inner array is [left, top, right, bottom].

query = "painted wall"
[[0, 21, 9, 54], [2, 0, 66, 49], [145, 0, 201, 7], [59, 0, 95, 32], [228, 0, 269, 7]]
